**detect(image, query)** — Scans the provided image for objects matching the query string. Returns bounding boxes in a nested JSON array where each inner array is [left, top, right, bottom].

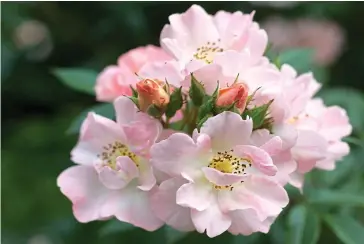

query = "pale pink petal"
[[250, 130, 283, 156], [176, 182, 214, 211], [196, 133, 212, 153], [71, 113, 125, 166], [260, 136, 283, 156], [200, 112, 253, 152], [156, 129, 176, 143], [150, 133, 205, 176], [213, 50, 252, 77], [191, 200, 232, 238], [316, 141, 350, 170], [221, 12, 253, 50], [137, 162, 156, 191], [104, 186, 164, 231], [113, 96, 140, 125], [98, 156, 139, 190], [229, 209, 275, 235], [220, 176, 288, 219], [233, 145, 277, 176], [123, 119, 162, 153], [202, 167, 246, 186], [151, 177, 195, 231], [245, 28, 268, 62], [117, 45, 171, 72], [318, 106, 352, 141], [167, 5, 219, 48], [289, 171, 304, 190], [57, 165, 112, 223], [273, 124, 298, 151], [271, 151, 297, 186], [292, 130, 328, 173], [95, 65, 136, 102], [138, 60, 184, 87]]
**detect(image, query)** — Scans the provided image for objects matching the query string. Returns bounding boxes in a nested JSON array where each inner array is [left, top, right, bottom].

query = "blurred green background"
[[2, 2, 364, 244]]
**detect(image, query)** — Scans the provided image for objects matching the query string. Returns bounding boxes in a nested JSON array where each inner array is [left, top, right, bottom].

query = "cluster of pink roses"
[[57, 5, 352, 238]]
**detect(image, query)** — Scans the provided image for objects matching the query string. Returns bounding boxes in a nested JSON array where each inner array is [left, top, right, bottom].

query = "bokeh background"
[[2, 2, 364, 244]]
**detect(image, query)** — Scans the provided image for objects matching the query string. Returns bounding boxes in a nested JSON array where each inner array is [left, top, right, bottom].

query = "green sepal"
[[189, 73, 205, 106], [165, 87, 183, 118]]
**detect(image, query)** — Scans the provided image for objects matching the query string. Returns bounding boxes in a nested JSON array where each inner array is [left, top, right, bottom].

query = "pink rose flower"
[[57, 96, 164, 231], [95, 45, 172, 102], [150, 112, 289, 237]]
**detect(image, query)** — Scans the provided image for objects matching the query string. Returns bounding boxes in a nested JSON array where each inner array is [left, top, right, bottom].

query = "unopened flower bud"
[[216, 83, 249, 113], [136, 79, 170, 111]]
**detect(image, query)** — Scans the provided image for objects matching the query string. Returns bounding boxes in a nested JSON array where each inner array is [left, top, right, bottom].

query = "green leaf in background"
[[164, 226, 189, 244], [307, 189, 364, 207], [232, 233, 261, 244], [323, 214, 364, 244], [53, 68, 98, 95], [67, 103, 114, 134], [278, 48, 315, 73], [288, 204, 321, 244], [318, 87, 364, 132], [99, 219, 135, 237]]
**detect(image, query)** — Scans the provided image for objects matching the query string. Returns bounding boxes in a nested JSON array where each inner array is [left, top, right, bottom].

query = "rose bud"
[[215, 82, 249, 113], [136, 79, 170, 111]]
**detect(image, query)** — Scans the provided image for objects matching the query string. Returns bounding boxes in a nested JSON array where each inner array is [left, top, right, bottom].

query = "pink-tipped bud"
[[136, 79, 170, 111], [216, 83, 249, 113]]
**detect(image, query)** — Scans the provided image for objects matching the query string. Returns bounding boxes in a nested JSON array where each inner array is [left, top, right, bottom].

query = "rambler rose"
[[136, 79, 170, 111], [216, 82, 249, 113]]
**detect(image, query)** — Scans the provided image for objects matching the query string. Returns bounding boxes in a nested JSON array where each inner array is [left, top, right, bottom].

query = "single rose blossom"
[[216, 82, 249, 113], [95, 45, 172, 102], [293, 98, 352, 171], [261, 64, 329, 188], [136, 79, 170, 111], [57, 96, 164, 231], [160, 5, 268, 71], [150, 112, 289, 237]]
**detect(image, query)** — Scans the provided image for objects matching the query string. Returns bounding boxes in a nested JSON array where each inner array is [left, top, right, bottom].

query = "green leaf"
[[318, 88, 364, 131], [165, 87, 183, 118], [189, 73, 205, 106], [278, 48, 315, 73], [99, 219, 135, 237], [324, 214, 364, 244], [288, 204, 321, 244], [53, 68, 98, 95], [67, 103, 114, 134], [307, 189, 364, 207], [164, 226, 189, 244]]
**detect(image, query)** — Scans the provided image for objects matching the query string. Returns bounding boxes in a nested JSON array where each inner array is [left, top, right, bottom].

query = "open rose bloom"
[[58, 4, 352, 238]]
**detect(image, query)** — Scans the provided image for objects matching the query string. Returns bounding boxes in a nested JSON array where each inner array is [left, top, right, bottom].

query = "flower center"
[[193, 40, 224, 64], [98, 141, 140, 169], [208, 149, 252, 191]]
